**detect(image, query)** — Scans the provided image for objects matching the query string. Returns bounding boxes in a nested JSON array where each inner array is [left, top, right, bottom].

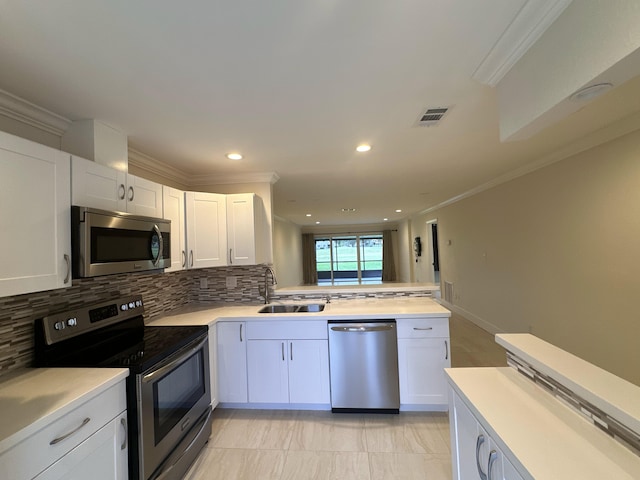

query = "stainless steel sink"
[[257, 303, 325, 313], [258, 305, 300, 313], [296, 303, 325, 312]]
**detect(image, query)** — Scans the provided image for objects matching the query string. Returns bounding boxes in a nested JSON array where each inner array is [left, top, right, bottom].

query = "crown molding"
[[188, 171, 280, 186], [0, 88, 71, 136], [127, 147, 192, 185], [417, 109, 640, 217], [473, 0, 573, 87]]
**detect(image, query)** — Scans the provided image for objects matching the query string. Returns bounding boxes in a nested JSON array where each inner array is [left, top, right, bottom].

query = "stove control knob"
[[135, 300, 142, 307], [129, 302, 135, 309], [67, 318, 77, 327], [121, 304, 128, 311], [54, 321, 65, 331]]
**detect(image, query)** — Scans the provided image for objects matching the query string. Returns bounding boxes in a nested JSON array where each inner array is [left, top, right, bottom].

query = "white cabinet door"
[[288, 340, 330, 404], [247, 340, 289, 403], [217, 322, 247, 403], [162, 186, 186, 272], [34, 411, 128, 480], [71, 155, 127, 211], [398, 338, 450, 406], [227, 193, 257, 265], [209, 324, 219, 408], [450, 390, 482, 480], [0, 131, 71, 298], [125, 174, 162, 217], [502, 455, 524, 480], [185, 192, 227, 269]]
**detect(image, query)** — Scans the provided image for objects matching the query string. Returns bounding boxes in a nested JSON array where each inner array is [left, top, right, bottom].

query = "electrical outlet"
[[226, 276, 238, 288], [200, 278, 208, 289]]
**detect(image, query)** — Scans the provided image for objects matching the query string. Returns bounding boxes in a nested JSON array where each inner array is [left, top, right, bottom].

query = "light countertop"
[[149, 297, 451, 327], [0, 368, 128, 452], [446, 367, 640, 480]]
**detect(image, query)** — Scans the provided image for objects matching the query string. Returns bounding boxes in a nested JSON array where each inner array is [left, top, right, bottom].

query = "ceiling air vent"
[[416, 106, 451, 127]]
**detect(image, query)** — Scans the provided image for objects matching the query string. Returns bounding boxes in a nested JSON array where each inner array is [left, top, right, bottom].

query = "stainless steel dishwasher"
[[327, 319, 400, 413]]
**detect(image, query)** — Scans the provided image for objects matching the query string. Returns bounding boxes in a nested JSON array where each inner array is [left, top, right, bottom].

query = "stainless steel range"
[[34, 295, 212, 480]]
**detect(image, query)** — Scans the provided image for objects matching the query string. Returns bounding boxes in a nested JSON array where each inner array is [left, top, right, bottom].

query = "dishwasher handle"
[[330, 324, 394, 333]]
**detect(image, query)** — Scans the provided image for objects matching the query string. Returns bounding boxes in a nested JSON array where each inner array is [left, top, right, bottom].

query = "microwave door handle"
[[153, 224, 163, 266]]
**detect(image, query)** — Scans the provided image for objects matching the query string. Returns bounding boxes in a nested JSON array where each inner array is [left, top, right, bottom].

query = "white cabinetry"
[[246, 321, 330, 406], [208, 323, 219, 408], [0, 131, 71, 298], [397, 317, 450, 409], [227, 193, 269, 265], [450, 390, 523, 480], [216, 322, 247, 403], [71, 156, 162, 217], [162, 186, 186, 272], [0, 380, 128, 480], [185, 192, 227, 269]]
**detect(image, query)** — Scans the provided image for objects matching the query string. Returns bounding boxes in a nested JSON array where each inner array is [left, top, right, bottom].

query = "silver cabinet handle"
[[290, 342, 293, 361], [476, 434, 488, 480], [128, 185, 134, 202], [182, 250, 186, 268], [189, 250, 194, 267], [239, 323, 243, 342], [413, 327, 433, 331], [50, 417, 90, 445], [120, 417, 127, 450], [281, 342, 285, 361], [63, 253, 71, 284], [445, 340, 449, 360], [118, 183, 126, 200], [487, 450, 498, 480], [229, 248, 233, 264]]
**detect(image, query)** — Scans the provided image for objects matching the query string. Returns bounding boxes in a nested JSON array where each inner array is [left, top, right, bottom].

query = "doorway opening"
[[426, 220, 440, 284]]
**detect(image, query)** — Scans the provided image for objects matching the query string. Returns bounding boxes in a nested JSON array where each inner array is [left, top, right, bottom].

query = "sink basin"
[[257, 303, 326, 313], [258, 305, 300, 313], [296, 303, 325, 312]]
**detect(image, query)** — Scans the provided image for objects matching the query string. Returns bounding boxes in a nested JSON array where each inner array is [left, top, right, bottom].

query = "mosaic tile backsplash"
[[0, 264, 269, 376]]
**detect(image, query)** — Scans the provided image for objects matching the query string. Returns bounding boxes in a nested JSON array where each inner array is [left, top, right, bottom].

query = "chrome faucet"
[[261, 266, 277, 304]]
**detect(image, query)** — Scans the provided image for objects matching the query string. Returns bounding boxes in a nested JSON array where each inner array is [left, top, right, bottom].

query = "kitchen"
[[2, 1, 640, 479]]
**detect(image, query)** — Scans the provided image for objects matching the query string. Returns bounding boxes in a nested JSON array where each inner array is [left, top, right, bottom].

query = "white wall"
[[272, 217, 303, 287], [412, 122, 640, 386]]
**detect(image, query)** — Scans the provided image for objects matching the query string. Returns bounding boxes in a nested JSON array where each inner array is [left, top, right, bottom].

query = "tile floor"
[[184, 313, 506, 480]]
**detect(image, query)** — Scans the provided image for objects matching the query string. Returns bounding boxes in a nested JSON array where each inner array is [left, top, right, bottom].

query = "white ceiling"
[[0, 1, 639, 226]]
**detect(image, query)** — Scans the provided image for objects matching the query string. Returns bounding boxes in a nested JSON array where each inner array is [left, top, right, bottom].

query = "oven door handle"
[[141, 335, 208, 384]]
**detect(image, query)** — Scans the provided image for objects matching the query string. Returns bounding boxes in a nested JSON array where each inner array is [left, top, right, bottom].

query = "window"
[[315, 234, 383, 285]]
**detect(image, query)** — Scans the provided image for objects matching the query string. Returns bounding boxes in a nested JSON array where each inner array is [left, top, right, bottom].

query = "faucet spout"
[[263, 266, 277, 304]]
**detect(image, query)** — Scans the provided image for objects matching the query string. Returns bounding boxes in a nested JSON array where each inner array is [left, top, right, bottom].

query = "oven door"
[[137, 334, 211, 480]]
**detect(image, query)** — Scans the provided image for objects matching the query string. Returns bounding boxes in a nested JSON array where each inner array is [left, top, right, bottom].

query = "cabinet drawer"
[[247, 320, 327, 340], [397, 317, 449, 339], [0, 381, 126, 480]]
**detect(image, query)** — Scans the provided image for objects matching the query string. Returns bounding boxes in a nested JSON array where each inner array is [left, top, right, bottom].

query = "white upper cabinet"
[[185, 192, 227, 269], [227, 193, 269, 265], [162, 186, 186, 272], [0, 131, 71, 298], [71, 156, 162, 217]]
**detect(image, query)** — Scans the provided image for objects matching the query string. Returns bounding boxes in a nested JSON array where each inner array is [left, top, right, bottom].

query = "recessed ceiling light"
[[395, 209, 402, 213], [356, 144, 371, 153], [341, 208, 356, 212], [569, 83, 613, 102], [383, 218, 388, 221], [226, 153, 243, 160], [315, 221, 320, 224], [306, 214, 312, 217]]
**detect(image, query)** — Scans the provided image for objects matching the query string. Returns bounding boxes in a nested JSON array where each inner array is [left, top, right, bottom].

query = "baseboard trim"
[[439, 300, 503, 335]]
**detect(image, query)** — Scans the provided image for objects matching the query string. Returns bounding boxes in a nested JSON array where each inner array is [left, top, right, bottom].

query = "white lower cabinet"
[[247, 339, 330, 404], [245, 320, 330, 406], [450, 390, 523, 480], [397, 317, 450, 409], [216, 322, 248, 403], [34, 411, 128, 480], [0, 380, 127, 480]]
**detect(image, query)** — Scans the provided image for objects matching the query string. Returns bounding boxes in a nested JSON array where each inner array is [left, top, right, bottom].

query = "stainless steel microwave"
[[71, 206, 171, 278]]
